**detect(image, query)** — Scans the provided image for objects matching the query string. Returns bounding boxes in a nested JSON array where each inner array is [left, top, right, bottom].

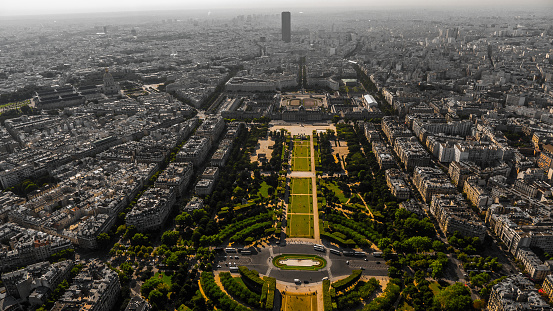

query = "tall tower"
[[282, 12, 291, 43]]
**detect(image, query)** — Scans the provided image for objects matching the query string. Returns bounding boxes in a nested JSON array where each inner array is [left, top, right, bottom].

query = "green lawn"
[[287, 214, 314, 238], [289, 195, 313, 213], [293, 144, 310, 158], [292, 157, 311, 171], [258, 181, 271, 198], [323, 180, 348, 203], [154, 272, 172, 285], [281, 292, 317, 311], [291, 178, 312, 195], [429, 282, 441, 295], [398, 302, 415, 311]]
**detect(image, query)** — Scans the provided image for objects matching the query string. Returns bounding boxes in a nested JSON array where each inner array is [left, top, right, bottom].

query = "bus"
[[240, 250, 252, 255], [372, 252, 383, 257], [354, 251, 366, 257], [230, 267, 239, 273], [329, 249, 341, 255], [225, 248, 237, 253], [343, 251, 355, 257]]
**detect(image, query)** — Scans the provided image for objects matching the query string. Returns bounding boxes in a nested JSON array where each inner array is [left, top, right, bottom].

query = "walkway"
[[310, 134, 320, 242]]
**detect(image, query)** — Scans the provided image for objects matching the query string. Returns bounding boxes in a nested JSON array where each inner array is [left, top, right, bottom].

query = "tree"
[[149, 289, 165, 306], [161, 231, 179, 246], [175, 213, 193, 227], [96, 233, 111, 249], [131, 233, 149, 246], [434, 283, 473, 311], [141, 277, 162, 297]]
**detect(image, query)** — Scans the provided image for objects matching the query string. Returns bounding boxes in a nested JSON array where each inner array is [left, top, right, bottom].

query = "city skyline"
[[2, 0, 553, 17]]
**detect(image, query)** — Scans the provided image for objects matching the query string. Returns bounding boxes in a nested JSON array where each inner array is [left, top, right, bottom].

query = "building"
[[201, 166, 220, 180], [463, 176, 491, 209], [1, 260, 73, 306], [385, 169, 410, 200], [488, 275, 550, 311], [125, 296, 152, 311], [430, 194, 486, 240], [486, 205, 553, 259], [184, 197, 204, 212], [0, 223, 73, 272], [543, 275, 553, 302], [101, 68, 120, 95], [176, 136, 211, 166], [282, 12, 291, 43], [399, 200, 426, 219], [196, 116, 225, 143], [413, 166, 457, 203], [516, 248, 550, 281], [126, 187, 177, 232], [372, 142, 396, 170], [211, 139, 234, 167], [154, 162, 194, 197], [381, 117, 412, 146], [195, 179, 216, 196], [394, 137, 431, 171], [51, 260, 121, 311]]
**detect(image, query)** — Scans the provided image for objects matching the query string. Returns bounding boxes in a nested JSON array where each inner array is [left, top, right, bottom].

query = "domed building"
[[101, 68, 120, 95]]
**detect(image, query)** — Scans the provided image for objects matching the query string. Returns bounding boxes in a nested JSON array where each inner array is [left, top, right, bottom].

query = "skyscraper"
[[282, 12, 291, 43]]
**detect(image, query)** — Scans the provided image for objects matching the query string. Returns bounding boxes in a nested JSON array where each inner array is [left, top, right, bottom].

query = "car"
[[217, 265, 221, 268], [360, 267, 365, 270], [376, 261, 381, 264], [235, 256, 239, 259], [346, 261, 349, 265], [294, 279, 301, 284], [322, 277, 329, 281], [304, 280, 309, 284], [364, 258, 368, 261]]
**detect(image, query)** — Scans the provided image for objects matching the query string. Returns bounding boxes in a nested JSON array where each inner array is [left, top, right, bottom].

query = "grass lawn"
[[429, 282, 441, 295], [398, 302, 415, 311], [323, 180, 348, 203], [293, 144, 310, 158], [258, 181, 271, 198], [234, 277, 246, 287], [281, 292, 318, 311], [292, 157, 311, 171], [154, 272, 172, 285], [178, 305, 192, 311], [287, 214, 314, 238], [291, 178, 311, 194], [289, 195, 313, 213]]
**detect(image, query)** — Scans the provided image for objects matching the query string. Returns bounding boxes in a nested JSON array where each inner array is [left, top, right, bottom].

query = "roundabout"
[[272, 254, 327, 271]]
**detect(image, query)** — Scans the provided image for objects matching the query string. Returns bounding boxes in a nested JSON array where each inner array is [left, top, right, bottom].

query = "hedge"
[[200, 272, 251, 311], [331, 270, 362, 292], [219, 272, 260, 308], [216, 213, 272, 241], [263, 276, 276, 310], [323, 279, 333, 311], [321, 232, 355, 247], [230, 221, 272, 243], [238, 266, 264, 293]]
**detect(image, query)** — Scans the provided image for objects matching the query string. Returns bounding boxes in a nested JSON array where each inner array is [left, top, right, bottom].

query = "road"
[[213, 243, 388, 284]]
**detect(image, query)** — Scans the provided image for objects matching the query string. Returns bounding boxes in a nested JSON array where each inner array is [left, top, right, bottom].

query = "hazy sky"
[[1, 0, 552, 16]]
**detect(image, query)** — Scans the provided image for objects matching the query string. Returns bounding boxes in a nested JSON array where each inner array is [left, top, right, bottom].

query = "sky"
[[1, 0, 552, 16]]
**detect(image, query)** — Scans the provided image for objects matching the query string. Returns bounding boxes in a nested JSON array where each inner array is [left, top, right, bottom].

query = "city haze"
[[1, 0, 553, 16]]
